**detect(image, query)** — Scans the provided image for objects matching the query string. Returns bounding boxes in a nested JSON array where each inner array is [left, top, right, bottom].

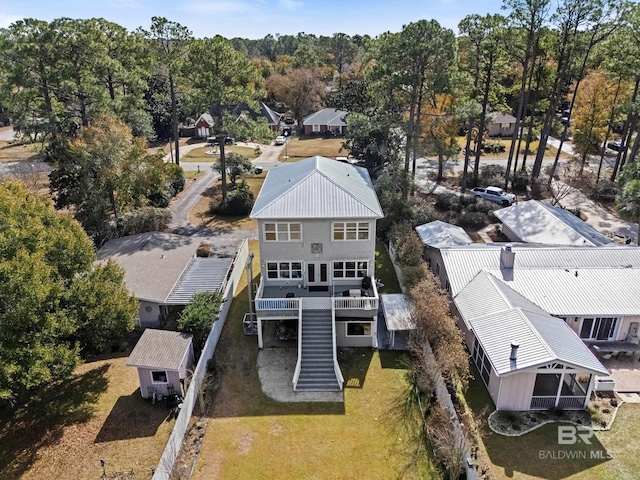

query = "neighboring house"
[[415, 221, 473, 281], [487, 112, 516, 137], [250, 156, 384, 392], [194, 113, 215, 138], [209, 101, 282, 132], [302, 108, 348, 136], [127, 329, 194, 399], [429, 243, 640, 410], [97, 232, 233, 327], [494, 199, 612, 246]]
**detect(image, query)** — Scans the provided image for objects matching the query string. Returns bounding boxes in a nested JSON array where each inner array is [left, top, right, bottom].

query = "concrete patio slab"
[[257, 348, 343, 403], [617, 392, 640, 404], [599, 355, 640, 393]]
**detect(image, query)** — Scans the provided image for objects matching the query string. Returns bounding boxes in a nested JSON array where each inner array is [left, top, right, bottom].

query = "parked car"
[[471, 186, 516, 206], [607, 141, 624, 152], [275, 135, 286, 145], [282, 126, 292, 136], [206, 136, 234, 145], [284, 117, 295, 125]]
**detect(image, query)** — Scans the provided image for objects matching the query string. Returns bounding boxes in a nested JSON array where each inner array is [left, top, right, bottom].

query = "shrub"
[[216, 180, 255, 216], [610, 399, 618, 407], [166, 163, 186, 194], [118, 207, 172, 236], [401, 263, 429, 290], [602, 408, 611, 414], [147, 185, 175, 208], [530, 177, 550, 198], [591, 179, 619, 203], [459, 211, 487, 228], [467, 199, 496, 214], [512, 168, 530, 192], [435, 193, 459, 211], [178, 291, 224, 356], [479, 164, 506, 187], [197, 241, 212, 257]]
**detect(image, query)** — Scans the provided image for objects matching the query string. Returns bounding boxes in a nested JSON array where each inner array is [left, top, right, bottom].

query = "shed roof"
[[303, 108, 348, 126], [126, 329, 193, 371], [250, 156, 383, 219], [415, 221, 473, 248], [195, 113, 214, 126], [97, 232, 198, 303], [380, 294, 415, 331], [494, 200, 612, 246], [165, 257, 232, 304]]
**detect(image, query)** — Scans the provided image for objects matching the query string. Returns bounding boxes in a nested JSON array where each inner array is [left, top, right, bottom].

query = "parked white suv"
[[471, 186, 516, 206]]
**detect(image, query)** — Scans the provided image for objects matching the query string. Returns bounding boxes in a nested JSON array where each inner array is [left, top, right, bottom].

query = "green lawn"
[[193, 241, 435, 480], [0, 348, 174, 480], [464, 364, 640, 480], [375, 240, 402, 294], [280, 136, 348, 161], [181, 145, 260, 162]]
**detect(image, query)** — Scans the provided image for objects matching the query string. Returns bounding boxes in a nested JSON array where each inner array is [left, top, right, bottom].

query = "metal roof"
[[380, 294, 415, 331], [415, 221, 473, 248], [494, 200, 611, 246], [471, 309, 608, 376], [484, 267, 640, 316], [303, 108, 348, 126], [250, 156, 383, 219], [126, 329, 193, 371], [441, 244, 640, 296], [488, 111, 516, 124], [166, 257, 232, 305], [97, 232, 199, 303]]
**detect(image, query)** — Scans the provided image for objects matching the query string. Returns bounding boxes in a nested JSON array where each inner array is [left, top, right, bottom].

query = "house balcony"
[[254, 276, 379, 317]]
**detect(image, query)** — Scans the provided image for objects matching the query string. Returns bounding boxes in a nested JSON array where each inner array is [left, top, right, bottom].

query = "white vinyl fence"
[[153, 238, 249, 480]]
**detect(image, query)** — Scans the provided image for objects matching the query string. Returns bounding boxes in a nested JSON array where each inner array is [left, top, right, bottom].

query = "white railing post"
[[331, 298, 344, 389], [292, 299, 303, 390]]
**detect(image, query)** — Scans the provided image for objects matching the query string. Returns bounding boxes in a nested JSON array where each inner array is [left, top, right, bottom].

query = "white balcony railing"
[[530, 396, 586, 410], [255, 298, 300, 311]]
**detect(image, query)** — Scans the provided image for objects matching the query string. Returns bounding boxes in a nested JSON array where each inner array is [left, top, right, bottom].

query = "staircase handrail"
[[292, 299, 303, 390], [331, 299, 344, 389]]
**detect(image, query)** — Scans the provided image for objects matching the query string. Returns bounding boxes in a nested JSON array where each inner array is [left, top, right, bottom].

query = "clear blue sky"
[[0, 0, 504, 39]]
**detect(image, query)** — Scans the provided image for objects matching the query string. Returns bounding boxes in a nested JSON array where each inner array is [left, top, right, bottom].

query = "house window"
[[580, 317, 617, 340], [264, 222, 301, 242], [333, 261, 368, 279], [266, 261, 302, 279], [435, 262, 440, 275], [312, 124, 320, 132], [333, 222, 369, 241], [346, 322, 372, 336], [472, 338, 491, 386], [445, 280, 450, 293], [151, 371, 168, 384]]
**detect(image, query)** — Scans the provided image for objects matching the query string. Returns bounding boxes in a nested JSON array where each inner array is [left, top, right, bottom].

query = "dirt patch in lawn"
[[0, 142, 45, 163], [182, 145, 260, 162]]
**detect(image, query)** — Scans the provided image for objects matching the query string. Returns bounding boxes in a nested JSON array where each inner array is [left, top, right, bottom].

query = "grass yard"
[[280, 136, 348, 161], [181, 145, 260, 162], [0, 348, 175, 480], [464, 364, 640, 480], [375, 240, 402, 294], [187, 174, 265, 231], [192, 241, 436, 480], [455, 136, 568, 160], [184, 170, 205, 181], [0, 142, 44, 163]]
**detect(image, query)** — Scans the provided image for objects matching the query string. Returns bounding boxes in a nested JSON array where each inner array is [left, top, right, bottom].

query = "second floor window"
[[333, 222, 369, 241], [264, 222, 301, 242]]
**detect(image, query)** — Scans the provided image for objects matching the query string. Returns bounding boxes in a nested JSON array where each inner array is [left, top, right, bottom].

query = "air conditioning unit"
[[627, 322, 640, 344]]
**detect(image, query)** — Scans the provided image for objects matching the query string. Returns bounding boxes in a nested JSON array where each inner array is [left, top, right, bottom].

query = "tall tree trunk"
[[612, 77, 640, 181], [597, 77, 622, 181], [218, 108, 227, 202], [473, 60, 493, 185], [107, 75, 116, 101], [461, 117, 474, 193], [169, 73, 180, 166], [411, 82, 425, 197], [522, 68, 543, 171], [403, 89, 417, 199], [513, 51, 539, 174]]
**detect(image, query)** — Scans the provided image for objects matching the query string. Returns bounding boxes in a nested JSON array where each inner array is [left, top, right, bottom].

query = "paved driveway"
[[0, 127, 15, 141]]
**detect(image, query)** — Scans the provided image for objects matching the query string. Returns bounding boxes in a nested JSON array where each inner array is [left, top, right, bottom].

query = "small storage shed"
[[127, 329, 195, 399], [380, 294, 414, 349]]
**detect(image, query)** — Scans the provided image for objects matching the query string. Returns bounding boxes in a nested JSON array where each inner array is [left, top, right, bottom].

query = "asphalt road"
[[0, 127, 15, 141]]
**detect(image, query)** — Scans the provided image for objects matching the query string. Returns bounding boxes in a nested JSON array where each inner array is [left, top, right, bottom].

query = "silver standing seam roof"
[[166, 257, 232, 304], [250, 156, 383, 220], [456, 272, 607, 376], [126, 329, 193, 371], [415, 220, 473, 248], [494, 200, 612, 246]]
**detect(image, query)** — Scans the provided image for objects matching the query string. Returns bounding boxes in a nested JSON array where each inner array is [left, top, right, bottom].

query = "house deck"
[[261, 284, 375, 299], [597, 352, 640, 393]]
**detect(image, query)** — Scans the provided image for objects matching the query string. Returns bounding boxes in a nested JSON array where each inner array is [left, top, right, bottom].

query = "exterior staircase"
[[295, 309, 341, 391]]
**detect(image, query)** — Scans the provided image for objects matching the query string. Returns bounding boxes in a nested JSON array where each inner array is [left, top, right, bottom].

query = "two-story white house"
[[250, 156, 384, 392]]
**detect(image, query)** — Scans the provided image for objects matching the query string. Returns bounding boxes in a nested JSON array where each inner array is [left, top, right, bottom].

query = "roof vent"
[[510, 342, 519, 361], [500, 244, 515, 269]]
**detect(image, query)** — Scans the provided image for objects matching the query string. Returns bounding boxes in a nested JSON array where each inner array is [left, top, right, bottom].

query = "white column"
[[584, 374, 595, 409], [555, 371, 565, 408], [257, 317, 263, 349]]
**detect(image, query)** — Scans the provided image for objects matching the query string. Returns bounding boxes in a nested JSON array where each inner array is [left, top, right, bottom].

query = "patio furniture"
[[285, 292, 295, 298]]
